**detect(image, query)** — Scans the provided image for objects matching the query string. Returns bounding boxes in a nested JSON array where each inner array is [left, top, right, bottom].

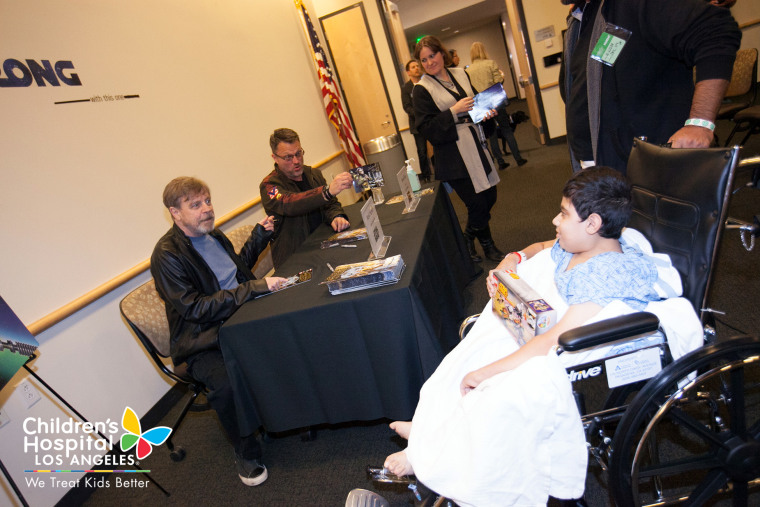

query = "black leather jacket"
[[150, 223, 272, 365]]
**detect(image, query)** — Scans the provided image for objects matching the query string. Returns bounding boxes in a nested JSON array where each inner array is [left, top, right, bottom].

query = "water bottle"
[[405, 159, 421, 192]]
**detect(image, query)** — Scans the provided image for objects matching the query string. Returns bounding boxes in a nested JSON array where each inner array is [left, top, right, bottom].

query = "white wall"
[[441, 20, 519, 99], [0, 1, 346, 505]]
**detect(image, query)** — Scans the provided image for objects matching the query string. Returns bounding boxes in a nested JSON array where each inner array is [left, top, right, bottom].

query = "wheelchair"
[[356, 139, 760, 507]]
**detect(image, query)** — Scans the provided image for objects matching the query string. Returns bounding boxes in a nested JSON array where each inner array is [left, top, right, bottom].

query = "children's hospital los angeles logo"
[[119, 407, 171, 460], [23, 407, 171, 489]]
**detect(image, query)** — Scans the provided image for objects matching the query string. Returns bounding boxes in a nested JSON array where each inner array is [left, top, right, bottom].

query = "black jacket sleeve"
[[238, 223, 273, 269]]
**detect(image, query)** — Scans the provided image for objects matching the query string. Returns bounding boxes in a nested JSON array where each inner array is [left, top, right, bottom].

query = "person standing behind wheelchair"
[[413, 35, 505, 263], [466, 41, 528, 170]]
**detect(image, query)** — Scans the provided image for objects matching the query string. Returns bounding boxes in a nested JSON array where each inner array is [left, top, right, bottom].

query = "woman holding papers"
[[412, 35, 505, 263]]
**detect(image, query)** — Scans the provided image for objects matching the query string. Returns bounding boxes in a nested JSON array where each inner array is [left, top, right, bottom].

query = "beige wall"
[[0, 1, 347, 505], [732, 1, 760, 53], [442, 20, 519, 99]]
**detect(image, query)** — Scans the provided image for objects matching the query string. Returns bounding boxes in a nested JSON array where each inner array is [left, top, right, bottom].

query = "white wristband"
[[684, 118, 715, 132]]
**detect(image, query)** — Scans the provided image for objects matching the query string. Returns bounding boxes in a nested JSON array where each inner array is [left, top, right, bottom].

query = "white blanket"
[[404, 229, 703, 506]]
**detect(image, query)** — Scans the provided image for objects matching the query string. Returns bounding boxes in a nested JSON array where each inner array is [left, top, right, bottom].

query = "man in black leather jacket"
[[151, 176, 286, 486]]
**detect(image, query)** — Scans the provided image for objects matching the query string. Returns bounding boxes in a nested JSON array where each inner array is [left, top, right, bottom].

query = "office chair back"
[[120, 279, 190, 383], [626, 139, 740, 320], [121, 278, 208, 461], [717, 48, 758, 121], [225, 224, 274, 278]]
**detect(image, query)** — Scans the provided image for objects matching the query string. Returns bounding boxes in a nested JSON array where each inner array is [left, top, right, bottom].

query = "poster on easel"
[[360, 198, 391, 260], [0, 296, 39, 393]]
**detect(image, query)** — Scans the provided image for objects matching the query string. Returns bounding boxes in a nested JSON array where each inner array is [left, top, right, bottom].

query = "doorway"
[[379, 0, 549, 144], [320, 3, 399, 146]]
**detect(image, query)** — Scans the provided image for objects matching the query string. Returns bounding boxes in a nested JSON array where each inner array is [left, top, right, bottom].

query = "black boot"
[[463, 227, 482, 263], [475, 226, 505, 262]]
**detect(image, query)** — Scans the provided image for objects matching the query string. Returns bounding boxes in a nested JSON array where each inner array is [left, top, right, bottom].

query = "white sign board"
[[360, 198, 390, 259]]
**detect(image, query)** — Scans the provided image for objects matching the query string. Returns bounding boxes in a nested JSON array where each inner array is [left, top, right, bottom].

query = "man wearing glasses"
[[260, 128, 354, 268]]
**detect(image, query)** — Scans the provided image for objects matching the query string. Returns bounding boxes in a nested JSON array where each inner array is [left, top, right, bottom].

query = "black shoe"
[[517, 158, 528, 166], [498, 160, 510, 171], [481, 241, 505, 262], [463, 228, 482, 263], [474, 226, 505, 262], [236, 455, 268, 486]]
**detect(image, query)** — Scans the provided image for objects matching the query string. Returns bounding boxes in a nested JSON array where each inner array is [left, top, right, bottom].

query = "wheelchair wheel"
[[608, 335, 760, 507]]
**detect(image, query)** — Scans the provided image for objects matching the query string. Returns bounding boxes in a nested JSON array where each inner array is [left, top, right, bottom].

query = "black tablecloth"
[[219, 183, 477, 432]]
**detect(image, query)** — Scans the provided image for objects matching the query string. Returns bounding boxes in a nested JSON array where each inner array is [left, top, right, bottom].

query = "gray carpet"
[[76, 101, 760, 507]]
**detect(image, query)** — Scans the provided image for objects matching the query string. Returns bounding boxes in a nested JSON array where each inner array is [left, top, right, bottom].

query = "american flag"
[[295, 0, 366, 168]]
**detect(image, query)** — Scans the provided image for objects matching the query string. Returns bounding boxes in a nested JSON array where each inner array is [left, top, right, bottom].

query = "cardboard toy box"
[[492, 270, 557, 346]]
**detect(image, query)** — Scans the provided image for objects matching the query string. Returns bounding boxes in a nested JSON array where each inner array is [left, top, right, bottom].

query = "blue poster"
[[0, 296, 39, 392]]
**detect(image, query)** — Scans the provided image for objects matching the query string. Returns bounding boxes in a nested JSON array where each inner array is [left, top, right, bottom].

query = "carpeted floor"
[[76, 100, 760, 507]]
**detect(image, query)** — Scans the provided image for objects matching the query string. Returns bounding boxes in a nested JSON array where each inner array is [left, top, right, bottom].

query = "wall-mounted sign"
[[534, 26, 556, 43], [0, 59, 81, 87]]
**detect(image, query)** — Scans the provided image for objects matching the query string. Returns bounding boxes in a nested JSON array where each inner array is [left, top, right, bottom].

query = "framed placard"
[[360, 198, 391, 259]]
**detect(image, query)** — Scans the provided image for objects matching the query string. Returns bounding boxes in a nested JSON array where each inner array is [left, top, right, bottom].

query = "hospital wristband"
[[508, 251, 525, 263], [684, 118, 715, 132]]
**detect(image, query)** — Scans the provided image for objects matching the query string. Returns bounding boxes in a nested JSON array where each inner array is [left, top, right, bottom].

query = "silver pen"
[[327, 263, 334, 272], [340, 244, 357, 248]]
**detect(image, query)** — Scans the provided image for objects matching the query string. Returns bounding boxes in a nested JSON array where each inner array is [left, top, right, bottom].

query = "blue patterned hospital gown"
[[550, 240, 660, 311]]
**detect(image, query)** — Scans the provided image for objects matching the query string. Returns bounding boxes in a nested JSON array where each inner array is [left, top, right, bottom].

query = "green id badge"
[[590, 23, 632, 67]]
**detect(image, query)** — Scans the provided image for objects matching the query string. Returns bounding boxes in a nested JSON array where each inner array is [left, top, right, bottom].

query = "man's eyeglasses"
[[274, 149, 305, 162]]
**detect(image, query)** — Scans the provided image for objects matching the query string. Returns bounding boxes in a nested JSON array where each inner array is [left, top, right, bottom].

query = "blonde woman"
[[467, 41, 527, 170]]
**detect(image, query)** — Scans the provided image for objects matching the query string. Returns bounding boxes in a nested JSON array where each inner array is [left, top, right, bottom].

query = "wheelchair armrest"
[[558, 312, 660, 352]]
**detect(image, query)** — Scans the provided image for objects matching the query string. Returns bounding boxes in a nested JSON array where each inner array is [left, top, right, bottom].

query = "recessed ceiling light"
[[441, 27, 451, 31]]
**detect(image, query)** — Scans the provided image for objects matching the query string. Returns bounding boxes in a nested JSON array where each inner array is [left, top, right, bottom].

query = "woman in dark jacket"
[[413, 36, 504, 262]]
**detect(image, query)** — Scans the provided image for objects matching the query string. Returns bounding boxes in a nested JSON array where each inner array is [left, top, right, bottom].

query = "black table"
[[220, 183, 477, 432]]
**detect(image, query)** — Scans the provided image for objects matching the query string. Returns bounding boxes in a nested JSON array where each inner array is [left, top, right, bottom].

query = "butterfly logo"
[[120, 407, 172, 459]]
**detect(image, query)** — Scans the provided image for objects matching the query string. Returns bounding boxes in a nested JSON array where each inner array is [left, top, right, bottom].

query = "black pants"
[[488, 106, 523, 163], [186, 349, 262, 460], [412, 131, 432, 179], [446, 177, 497, 230]]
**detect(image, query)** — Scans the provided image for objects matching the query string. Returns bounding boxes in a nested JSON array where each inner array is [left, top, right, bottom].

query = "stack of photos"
[[321, 255, 405, 295], [320, 227, 369, 249]]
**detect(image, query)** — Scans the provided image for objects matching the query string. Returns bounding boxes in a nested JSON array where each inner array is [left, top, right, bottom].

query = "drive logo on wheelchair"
[[567, 365, 603, 382], [565, 346, 664, 390]]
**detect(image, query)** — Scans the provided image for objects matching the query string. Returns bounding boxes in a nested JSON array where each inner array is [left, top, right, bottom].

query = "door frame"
[[319, 2, 400, 142], [505, 0, 550, 145]]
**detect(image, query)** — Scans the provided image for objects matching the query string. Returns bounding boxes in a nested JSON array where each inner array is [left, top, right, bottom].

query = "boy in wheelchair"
[[380, 167, 703, 506]]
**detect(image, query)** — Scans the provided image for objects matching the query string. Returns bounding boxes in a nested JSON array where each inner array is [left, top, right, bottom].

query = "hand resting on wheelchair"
[[381, 168, 704, 507]]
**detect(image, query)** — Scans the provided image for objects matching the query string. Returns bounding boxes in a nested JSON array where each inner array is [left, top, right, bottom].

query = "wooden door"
[[321, 4, 397, 146]]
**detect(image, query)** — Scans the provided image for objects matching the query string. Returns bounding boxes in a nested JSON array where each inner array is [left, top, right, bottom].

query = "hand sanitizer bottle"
[[405, 159, 421, 192]]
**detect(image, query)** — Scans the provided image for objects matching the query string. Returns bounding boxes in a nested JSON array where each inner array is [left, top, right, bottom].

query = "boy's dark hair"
[[563, 166, 631, 239]]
